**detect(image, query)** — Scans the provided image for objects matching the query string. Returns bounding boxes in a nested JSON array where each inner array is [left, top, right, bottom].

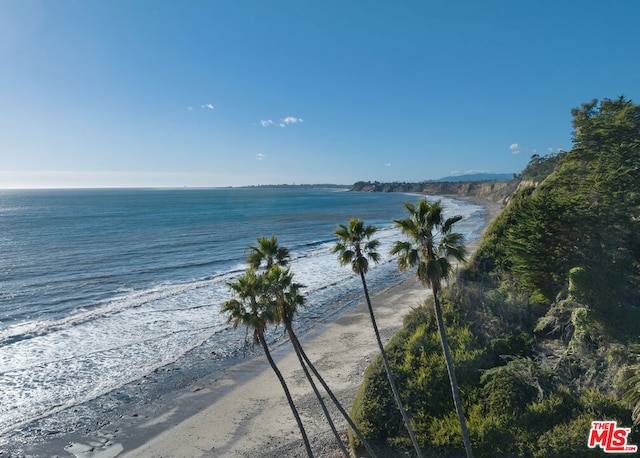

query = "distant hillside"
[[242, 183, 349, 189], [350, 157, 568, 204], [435, 172, 514, 182]]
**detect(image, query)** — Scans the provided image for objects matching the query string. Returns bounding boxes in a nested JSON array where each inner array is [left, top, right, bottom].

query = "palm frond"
[[354, 256, 369, 274], [368, 251, 381, 264], [334, 218, 380, 275], [439, 232, 468, 262], [390, 240, 409, 256], [442, 214, 464, 234], [426, 199, 441, 224], [396, 248, 420, 272], [403, 201, 416, 215], [334, 224, 351, 241], [365, 238, 380, 252], [416, 262, 432, 287], [336, 249, 355, 266], [392, 197, 467, 289], [247, 236, 290, 270], [394, 217, 418, 237]]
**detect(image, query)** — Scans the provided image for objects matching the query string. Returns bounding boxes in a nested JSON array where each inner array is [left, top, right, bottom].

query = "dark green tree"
[[391, 199, 473, 458], [334, 219, 423, 457], [571, 96, 640, 150]]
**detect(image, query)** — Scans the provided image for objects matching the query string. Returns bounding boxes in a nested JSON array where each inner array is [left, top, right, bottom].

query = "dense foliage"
[[349, 97, 640, 456], [515, 150, 566, 183]]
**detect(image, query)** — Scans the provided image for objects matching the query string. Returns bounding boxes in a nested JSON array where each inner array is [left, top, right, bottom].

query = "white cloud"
[[201, 103, 214, 110], [385, 163, 392, 167], [279, 116, 303, 127], [259, 116, 304, 127], [187, 106, 193, 111], [256, 153, 267, 160], [509, 143, 521, 155], [259, 116, 303, 127]]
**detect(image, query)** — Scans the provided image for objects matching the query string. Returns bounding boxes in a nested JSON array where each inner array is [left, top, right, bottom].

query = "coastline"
[[52, 198, 503, 458], [122, 276, 427, 458]]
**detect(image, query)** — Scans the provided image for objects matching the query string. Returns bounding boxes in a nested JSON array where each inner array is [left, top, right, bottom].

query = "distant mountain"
[[435, 173, 513, 182]]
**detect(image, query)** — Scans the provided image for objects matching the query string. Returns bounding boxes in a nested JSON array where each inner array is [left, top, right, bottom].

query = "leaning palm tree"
[[334, 218, 423, 458], [274, 269, 378, 457], [252, 236, 376, 456], [264, 265, 350, 457], [390, 198, 473, 458], [221, 268, 314, 457]]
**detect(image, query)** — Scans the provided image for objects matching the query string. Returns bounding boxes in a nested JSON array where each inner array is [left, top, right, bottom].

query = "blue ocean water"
[[0, 187, 485, 451]]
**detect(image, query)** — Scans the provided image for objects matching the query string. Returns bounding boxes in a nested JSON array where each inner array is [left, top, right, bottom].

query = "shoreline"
[[31, 197, 503, 458], [121, 276, 428, 458]]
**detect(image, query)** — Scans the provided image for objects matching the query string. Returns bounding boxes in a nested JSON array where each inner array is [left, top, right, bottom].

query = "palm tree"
[[251, 236, 376, 456], [264, 265, 350, 457], [221, 268, 314, 457], [390, 198, 473, 458], [334, 218, 423, 458], [247, 235, 290, 270]]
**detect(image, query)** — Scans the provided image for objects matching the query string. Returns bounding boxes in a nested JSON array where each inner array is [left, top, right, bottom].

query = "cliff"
[[350, 180, 519, 204]]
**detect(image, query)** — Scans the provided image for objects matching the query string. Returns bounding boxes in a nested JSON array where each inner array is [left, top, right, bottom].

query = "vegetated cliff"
[[349, 97, 640, 457], [350, 180, 518, 204]]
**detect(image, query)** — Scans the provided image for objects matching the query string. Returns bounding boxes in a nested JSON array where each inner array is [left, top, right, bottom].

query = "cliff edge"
[[350, 180, 519, 205]]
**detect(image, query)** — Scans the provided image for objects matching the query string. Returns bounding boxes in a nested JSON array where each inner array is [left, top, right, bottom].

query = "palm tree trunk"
[[432, 290, 473, 458], [291, 330, 378, 458], [286, 323, 350, 457], [257, 331, 314, 458], [360, 271, 423, 458]]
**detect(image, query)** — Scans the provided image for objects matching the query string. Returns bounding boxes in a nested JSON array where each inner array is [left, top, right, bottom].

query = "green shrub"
[[488, 332, 534, 366], [348, 355, 402, 449]]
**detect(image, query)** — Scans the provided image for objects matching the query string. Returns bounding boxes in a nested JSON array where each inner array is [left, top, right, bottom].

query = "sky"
[[1, 1, 639, 188]]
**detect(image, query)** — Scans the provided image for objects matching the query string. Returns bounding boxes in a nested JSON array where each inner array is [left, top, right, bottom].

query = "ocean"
[[0, 187, 486, 454]]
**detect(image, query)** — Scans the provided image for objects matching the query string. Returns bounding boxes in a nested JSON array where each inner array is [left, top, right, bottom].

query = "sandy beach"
[[60, 198, 502, 458], [121, 275, 426, 458]]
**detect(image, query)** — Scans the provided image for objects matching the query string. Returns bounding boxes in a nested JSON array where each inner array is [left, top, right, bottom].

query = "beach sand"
[[121, 275, 426, 458], [63, 198, 502, 458]]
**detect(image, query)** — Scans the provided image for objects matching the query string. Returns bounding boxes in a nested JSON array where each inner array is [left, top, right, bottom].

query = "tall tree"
[[221, 268, 314, 457], [390, 199, 473, 458], [264, 265, 350, 457], [334, 218, 423, 458], [251, 236, 376, 457]]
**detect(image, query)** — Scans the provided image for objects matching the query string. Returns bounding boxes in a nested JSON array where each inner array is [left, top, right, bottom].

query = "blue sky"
[[1, 1, 639, 188]]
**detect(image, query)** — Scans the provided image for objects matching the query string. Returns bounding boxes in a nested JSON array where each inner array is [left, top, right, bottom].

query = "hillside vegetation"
[[349, 97, 640, 457]]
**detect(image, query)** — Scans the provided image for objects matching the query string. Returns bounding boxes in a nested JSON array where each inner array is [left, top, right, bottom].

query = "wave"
[[0, 190, 489, 447], [0, 273, 236, 347], [0, 326, 218, 435]]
